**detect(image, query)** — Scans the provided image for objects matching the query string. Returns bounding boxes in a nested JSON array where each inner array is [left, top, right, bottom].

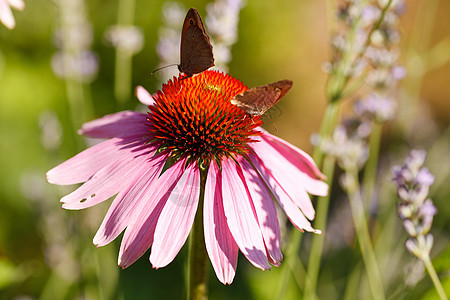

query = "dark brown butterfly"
[[231, 80, 293, 116], [178, 8, 215, 78]]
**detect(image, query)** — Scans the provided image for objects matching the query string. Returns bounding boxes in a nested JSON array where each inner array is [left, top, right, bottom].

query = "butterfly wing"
[[231, 86, 282, 116], [178, 8, 215, 77], [231, 80, 293, 116]]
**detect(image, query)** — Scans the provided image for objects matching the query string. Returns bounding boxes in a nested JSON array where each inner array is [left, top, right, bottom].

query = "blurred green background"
[[0, 0, 449, 299]]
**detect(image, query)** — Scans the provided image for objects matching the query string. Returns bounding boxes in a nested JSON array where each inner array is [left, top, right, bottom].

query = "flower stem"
[[274, 228, 305, 299], [65, 78, 91, 149], [326, 0, 369, 102], [327, 0, 393, 103], [276, 101, 340, 299], [303, 155, 336, 300], [423, 255, 448, 300], [313, 101, 341, 164], [56, 0, 94, 149], [346, 166, 385, 300], [187, 169, 208, 300], [299, 101, 340, 300], [362, 121, 382, 208], [114, 0, 135, 105], [343, 262, 362, 300]]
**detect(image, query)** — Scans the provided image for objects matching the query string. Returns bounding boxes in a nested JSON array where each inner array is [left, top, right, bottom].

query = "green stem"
[[276, 101, 340, 299], [355, 0, 393, 60], [313, 101, 340, 164], [65, 79, 88, 149], [303, 156, 336, 300], [114, 0, 135, 105], [423, 255, 448, 300], [114, 51, 133, 105], [326, 0, 369, 102], [425, 36, 450, 72], [188, 169, 208, 300], [301, 102, 340, 300], [346, 166, 385, 300], [362, 121, 382, 209], [56, 0, 94, 149], [274, 232, 305, 299], [343, 262, 362, 300], [327, 0, 393, 102]]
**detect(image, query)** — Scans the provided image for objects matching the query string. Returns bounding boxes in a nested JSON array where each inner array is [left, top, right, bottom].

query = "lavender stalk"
[[393, 150, 448, 300]]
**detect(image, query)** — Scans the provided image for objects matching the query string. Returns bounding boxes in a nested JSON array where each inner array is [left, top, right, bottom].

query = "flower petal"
[[0, 1, 15, 29], [46, 137, 140, 185], [221, 158, 271, 270], [150, 163, 201, 268], [250, 136, 324, 220], [8, 0, 25, 10], [250, 156, 320, 233], [61, 145, 155, 210], [204, 161, 238, 284], [93, 153, 167, 247], [238, 157, 282, 265], [79, 111, 150, 139], [261, 130, 328, 183], [136, 86, 155, 106], [118, 158, 186, 268]]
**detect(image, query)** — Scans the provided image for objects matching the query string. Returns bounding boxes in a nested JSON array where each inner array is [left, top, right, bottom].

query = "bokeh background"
[[0, 0, 449, 299]]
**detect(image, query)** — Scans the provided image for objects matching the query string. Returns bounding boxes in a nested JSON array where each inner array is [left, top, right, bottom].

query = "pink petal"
[[150, 163, 201, 268], [0, 0, 15, 29], [136, 86, 155, 106], [261, 130, 327, 182], [221, 158, 271, 270], [250, 156, 320, 234], [61, 145, 155, 209], [9, 0, 25, 10], [46, 137, 141, 185], [261, 132, 328, 197], [93, 153, 167, 247], [204, 161, 238, 284], [250, 136, 326, 220], [118, 159, 187, 268], [238, 157, 282, 265], [79, 111, 150, 139]]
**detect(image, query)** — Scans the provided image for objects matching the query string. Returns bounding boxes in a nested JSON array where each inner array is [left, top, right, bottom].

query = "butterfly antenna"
[[150, 64, 178, 75]]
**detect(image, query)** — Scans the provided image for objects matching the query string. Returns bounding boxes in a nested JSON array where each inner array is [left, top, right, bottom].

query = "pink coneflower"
[[47, 70, 328, 284]]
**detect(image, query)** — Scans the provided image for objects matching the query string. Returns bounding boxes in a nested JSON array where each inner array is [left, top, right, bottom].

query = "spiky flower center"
[[147, 71, 262, 166]]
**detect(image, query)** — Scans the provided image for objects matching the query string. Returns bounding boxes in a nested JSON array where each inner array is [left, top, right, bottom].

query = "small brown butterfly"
[[178, 8, 215, 78], [231, 80, 293, 116]]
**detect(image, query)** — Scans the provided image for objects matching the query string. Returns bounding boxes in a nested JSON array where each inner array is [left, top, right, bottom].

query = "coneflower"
[[47, 70, 328, 284]]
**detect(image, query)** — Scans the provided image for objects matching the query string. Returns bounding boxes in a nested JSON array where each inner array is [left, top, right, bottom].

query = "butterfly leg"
[[264, 114, 278, 132], [176, 83, 183, 96], [202, 72, 208, 86]]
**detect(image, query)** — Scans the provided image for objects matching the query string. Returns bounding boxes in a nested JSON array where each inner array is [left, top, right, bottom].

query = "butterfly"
[[177, 8, 215, 78], [231, 80, 293, 116]]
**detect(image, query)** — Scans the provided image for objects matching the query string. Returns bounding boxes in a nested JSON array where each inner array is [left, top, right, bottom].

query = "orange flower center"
[[147, 71, 263, 166]]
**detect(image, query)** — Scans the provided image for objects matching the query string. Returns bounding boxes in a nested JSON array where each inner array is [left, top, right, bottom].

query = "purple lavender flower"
[[354, 93, 397, 122], [392, 150, 437, 259]]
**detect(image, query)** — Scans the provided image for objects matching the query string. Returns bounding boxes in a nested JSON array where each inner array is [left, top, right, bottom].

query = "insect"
[[177, 8, 215, 78], [231, 80, 293, 116]]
